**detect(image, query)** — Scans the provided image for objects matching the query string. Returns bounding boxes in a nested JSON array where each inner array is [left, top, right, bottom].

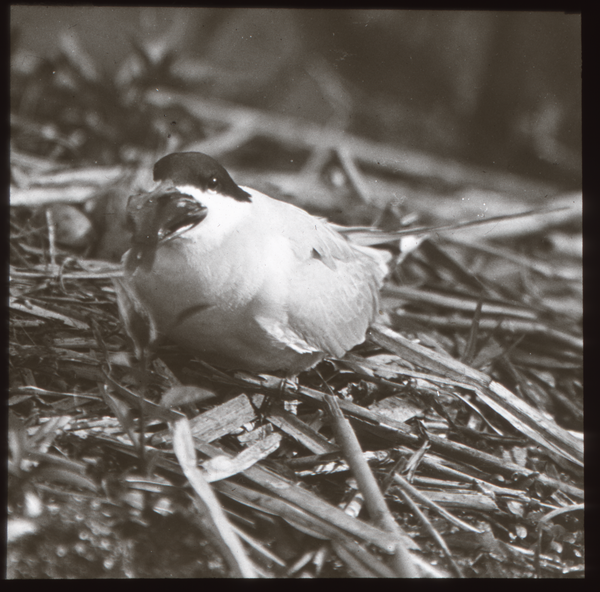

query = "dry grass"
[[9, 35, 583, 578]]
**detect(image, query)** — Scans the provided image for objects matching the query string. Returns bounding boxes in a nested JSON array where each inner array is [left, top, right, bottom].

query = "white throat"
[[175, 184, 253, 247]]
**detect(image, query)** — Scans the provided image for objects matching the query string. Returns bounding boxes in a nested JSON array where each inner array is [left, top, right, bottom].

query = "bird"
[[114, 152, 389, 375]]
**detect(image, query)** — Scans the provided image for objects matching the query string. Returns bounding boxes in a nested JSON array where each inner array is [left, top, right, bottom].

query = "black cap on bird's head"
[[153, 152, 251, 202]]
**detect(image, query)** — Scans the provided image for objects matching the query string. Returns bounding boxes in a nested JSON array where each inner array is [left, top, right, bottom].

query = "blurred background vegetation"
[[11, 7, 581, 187], [9, 8, 583, 579]]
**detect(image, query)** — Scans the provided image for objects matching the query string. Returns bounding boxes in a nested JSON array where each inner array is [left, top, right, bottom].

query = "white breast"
[[123, 186, 386, 372]]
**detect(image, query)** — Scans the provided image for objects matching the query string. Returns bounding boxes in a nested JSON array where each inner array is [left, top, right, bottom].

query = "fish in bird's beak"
[[125, 182, 208, 273], [117, 151, 387, 373]]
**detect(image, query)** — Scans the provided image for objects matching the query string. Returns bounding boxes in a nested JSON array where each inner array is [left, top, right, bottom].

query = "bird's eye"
[[207, 177, 219, 193]]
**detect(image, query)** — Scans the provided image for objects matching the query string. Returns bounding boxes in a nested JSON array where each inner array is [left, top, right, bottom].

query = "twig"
[[368, 324, 583, 467], [231, 523, 287, 568], [172, 417, 256, 578], [382, 285, 539, 320], [220, 371, 584, 499], [324, 394, 418, 577], [331, 541, 385, 577], [148, 91, 559, 199], [444, 237, 582, 281], [461, 298, 483, 365], [332, 539, 398, 578], [396, 487, 464, 577], [393, 472, 481, 533], [45, 208, 58, 275], [336, 146, 372, 204], [390, 311, 582, 351], [9, 297, 90, 330], [534, 503, 584, 578], [196, 439, 410, 554]]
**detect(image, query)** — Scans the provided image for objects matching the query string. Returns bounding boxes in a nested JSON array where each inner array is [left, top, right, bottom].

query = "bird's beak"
[[125, 182, 208, 272], [156, 192, 208, 244]]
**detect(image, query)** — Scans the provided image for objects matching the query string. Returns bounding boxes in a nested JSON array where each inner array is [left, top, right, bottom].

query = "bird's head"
[[125, 152, 252, 272], [153, 152, 251, 203]]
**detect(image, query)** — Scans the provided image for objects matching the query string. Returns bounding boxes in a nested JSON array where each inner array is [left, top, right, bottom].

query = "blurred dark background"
[[11, 7, 581, 187]]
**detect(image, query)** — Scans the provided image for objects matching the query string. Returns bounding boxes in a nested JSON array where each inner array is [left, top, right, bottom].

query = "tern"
[[114, 152, 389, 374]]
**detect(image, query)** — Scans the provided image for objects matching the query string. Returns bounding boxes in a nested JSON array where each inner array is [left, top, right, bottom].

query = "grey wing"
[[286, 221, 387, 358]]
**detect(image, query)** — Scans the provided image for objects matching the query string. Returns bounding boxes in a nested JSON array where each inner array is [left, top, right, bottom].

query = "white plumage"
[[116, 152, 388, 373]]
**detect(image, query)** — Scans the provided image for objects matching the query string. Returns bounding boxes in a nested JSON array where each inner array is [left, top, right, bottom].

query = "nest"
[[9, 33, 583, 578]]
